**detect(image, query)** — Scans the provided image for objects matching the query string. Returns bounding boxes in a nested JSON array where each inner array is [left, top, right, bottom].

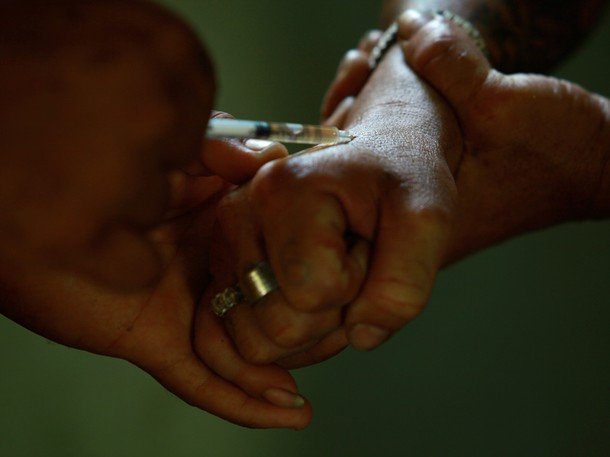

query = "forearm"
[[381, 0, 609, 73]]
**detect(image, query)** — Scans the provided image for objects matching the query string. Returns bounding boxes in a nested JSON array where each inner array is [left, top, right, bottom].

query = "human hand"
[[323, 9, 610, 258], [0, 1, 285, 290], [0, 1, 309, 429], [397, 10, 610, 259], [0, 177, 311, 429], [196, 46, 462, 368]]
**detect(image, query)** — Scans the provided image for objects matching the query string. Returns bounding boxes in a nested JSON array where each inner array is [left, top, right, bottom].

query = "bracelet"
[[433, 10, 489, 57], [368, 21, 399, 69], [368, 10, 489, 70]]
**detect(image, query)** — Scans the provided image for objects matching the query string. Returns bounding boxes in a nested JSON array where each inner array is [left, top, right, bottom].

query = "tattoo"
[[384, 0, 609, 72]]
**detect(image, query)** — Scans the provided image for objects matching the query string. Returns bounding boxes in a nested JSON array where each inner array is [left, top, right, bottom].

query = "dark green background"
[[1, 1, 609, 456]]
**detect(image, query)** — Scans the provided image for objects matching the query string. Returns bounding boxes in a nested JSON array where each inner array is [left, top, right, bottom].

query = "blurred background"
[[1, 1, 609, 455]]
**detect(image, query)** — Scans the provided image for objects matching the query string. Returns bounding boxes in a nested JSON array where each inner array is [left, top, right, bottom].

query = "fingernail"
[[263, 388, 306, 409], [244, 139, 275, 151], [349, 324, 390, 351], [398, 9, 425, 38], [399, 9, 423, 24]]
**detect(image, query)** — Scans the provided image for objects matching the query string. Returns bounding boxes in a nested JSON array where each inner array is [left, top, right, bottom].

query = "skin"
[[324, 8, 610, 260], [0, 0, 311, 429], [197, 46, 463, 367], [208, 0, 610, 370], [399, 10, 610, 258], [381, 0, 609, 72]]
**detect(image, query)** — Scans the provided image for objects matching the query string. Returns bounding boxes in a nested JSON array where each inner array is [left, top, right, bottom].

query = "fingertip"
[[256, 142, 289, 162], [323, 96, 355, 128], [397, 9, 428, 40], [347, 323, 390, 352], [358, 29, 383, 53], [321, 49, 370, 120], [263, 388, 307, 409]]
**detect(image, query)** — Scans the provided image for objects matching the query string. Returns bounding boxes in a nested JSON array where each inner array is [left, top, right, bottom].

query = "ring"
[[211, 286, 243, 318], [239, 262, 279, 304]]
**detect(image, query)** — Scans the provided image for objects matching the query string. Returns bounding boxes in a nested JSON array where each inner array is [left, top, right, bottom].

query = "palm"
[[0, 178, 311, 428], [1, 183, 218, 376]]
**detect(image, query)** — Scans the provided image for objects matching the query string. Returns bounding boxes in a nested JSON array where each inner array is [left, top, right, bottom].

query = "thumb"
[[399, 12, 492, 106], [185, 111, 289, 184]]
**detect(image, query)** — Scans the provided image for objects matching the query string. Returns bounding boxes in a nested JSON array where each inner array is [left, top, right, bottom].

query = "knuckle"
[[249, 159, 297, 201], [281, 251, 349, 312], [412, 28, 458, 71]]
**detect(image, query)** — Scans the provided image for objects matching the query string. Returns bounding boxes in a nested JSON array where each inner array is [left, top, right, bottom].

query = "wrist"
[[345, 46, 463, 171]]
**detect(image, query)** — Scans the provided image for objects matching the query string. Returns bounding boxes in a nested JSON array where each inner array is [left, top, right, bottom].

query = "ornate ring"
[[211, 286, 244, 318], [239, 262, 279, 304]]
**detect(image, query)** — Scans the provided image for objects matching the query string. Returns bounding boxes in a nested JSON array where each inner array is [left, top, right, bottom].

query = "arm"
[[395, 10, 610, 263], [381, 0, 609, 72], [224, 0, 610, 369], [324, 2, 610, 265]]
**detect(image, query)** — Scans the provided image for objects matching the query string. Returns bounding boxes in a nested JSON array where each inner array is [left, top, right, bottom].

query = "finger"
[[396, 9, 430, 40], [321, 49, 371, 121], [251, 171, 368, 312], [345, 192, 452, 351], [358, 29, 383, 53], [213, 189, 297, 363], [400, 17, 492, 106], [146, 346, 312, 429], [322, 96, 355, 128], [276, 326, 349, 369], [249, 289, 343, 350], [198, 138, 288, 184], [224, 296, 326, 364], [194, 290, 314, 417], [184, 111, 288, 183]]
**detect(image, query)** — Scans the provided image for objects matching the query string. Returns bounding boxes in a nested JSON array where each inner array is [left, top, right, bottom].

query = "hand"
[[0, 0, 310, 429], [0, 174, 311, 429], [196, 46, 462, 368], [0, 1, 284, 290], [322, 9, 610, 260], [397, 10, 610, 259]]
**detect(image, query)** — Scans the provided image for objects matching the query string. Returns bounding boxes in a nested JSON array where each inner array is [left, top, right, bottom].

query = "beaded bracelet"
[[434, 10, 489, 57], [368, 10, 489, 70]]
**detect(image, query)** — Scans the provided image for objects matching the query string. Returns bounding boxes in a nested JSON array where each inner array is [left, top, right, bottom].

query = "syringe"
[[207, 118, 355, 145]]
